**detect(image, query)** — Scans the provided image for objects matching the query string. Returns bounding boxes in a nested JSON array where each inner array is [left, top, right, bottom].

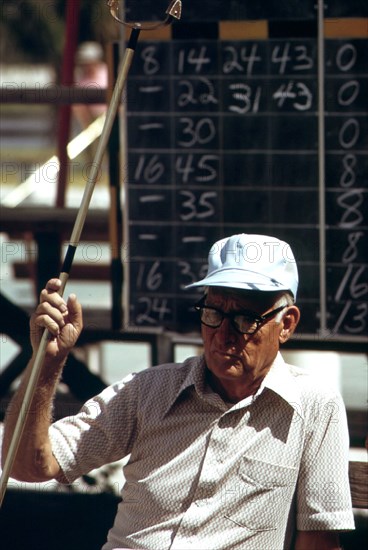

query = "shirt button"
[[195, 498, 209, 507]]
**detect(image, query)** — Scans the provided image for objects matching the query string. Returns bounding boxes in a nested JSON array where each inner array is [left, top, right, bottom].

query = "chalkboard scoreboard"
[[123, 13, 367, 342]]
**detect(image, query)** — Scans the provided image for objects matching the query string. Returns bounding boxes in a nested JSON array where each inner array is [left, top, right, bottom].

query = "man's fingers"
[[34, 313, 61, 337], [30, 278, 83, 358], [66, 293, 83, 332], [35, 294, 83, 340], [42, 277, 63, 294], [40, 287, 67, 310], [35, 300, 68, 328], [33, 285, 81, 340]]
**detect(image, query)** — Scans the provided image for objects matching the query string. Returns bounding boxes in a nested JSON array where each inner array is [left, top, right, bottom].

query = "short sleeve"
[[296, 391, 355, 531], [50, 373, 138, 483]]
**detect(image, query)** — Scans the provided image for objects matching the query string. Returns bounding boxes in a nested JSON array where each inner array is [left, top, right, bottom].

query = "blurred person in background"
[[73, 41, 108, 130]]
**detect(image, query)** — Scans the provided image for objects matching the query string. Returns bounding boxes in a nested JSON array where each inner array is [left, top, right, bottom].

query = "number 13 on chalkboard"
[[332, 301, 367, 335]]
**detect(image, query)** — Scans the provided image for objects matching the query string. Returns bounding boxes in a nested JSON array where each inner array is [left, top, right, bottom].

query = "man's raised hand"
[[30, 278, 83, 361]]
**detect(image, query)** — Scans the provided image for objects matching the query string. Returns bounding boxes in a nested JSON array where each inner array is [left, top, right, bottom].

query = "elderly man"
[[2, 234, 354, 549]]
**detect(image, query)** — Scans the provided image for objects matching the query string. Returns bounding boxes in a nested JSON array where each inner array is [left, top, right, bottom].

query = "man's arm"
[[295, 530, 341, 550], [1, 278, 83, 482]]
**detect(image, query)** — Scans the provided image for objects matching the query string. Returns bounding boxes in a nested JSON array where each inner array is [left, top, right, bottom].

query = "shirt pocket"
[[239, 456, 298, 489], [224, 456, 298, 532]]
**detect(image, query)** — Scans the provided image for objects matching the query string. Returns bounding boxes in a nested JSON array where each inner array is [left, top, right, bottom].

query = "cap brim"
[[185, 267, 289, 292]]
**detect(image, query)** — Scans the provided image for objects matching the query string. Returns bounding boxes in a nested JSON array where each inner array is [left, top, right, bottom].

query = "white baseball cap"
[[186, 234, 299, 299]]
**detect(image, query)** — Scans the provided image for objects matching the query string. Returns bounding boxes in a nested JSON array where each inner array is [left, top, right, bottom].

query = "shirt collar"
[[176, 354, 208, 401], [165, 352, 304, 419], [163, 355, 225, 417], [262, 352, 305, 419]]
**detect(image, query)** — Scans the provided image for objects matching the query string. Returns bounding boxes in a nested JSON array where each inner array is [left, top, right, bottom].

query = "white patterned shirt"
[[50, 352, 354, 549]]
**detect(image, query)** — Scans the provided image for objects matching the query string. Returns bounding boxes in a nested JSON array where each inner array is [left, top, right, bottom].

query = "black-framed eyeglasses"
[[194, 297, 288, 335]]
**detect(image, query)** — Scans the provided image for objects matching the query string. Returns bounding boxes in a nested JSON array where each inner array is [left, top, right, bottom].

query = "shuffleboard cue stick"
[[0, 26, 140, 507], [0, 0, 183, 509]]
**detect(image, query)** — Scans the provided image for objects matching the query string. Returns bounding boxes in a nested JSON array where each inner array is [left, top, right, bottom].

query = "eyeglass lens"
[[199, 307, 259, 334]]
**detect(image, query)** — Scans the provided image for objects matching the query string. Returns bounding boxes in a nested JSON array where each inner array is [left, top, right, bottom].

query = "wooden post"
[[56, 0, 81, 208]]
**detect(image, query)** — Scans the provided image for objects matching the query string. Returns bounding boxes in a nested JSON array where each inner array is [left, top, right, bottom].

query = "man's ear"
[[279, 306, 300, 344]]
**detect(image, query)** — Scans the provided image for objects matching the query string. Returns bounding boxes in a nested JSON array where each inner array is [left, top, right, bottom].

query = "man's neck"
[[205, 369, 265, 404]]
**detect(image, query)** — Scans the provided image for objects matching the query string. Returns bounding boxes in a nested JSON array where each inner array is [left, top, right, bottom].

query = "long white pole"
[[0, 27, 141, 507]]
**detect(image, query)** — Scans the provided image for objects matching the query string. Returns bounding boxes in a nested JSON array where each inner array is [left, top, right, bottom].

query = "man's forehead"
[[206, 286, 282, 308]]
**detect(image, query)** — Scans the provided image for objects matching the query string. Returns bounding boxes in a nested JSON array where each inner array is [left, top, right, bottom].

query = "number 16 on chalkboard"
[[137, 261, 163, 292], [334, 265, 367, 304]]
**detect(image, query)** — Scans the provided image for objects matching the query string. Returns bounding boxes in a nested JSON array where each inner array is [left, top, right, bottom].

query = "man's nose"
[[216, 315, 237, 340]]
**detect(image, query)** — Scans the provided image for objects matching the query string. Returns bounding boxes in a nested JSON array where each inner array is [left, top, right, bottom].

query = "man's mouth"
[[214, 349, 240, 360]]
